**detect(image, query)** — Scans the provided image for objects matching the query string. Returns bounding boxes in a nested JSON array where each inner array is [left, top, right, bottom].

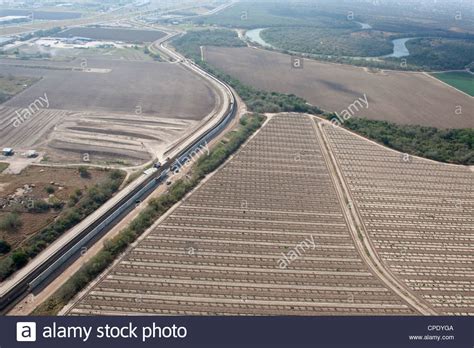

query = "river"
[[244, 28, 275, 48], [245, 27, 416, 58], [384, 38, 416, 58], [355, 21, 372, 30]]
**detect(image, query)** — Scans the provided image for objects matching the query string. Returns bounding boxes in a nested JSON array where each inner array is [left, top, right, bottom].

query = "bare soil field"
[[205, 47, 474, 129], [66, 113, 473, 316], [12, 42, 153, 62], [0, 107, 69, 148], [0, 56, 216, 165], [67, 115, 415, 316], [0, 106, 198, 165], [58, 27, 167, 43], [0, 11, 131, 36], [46, 112, 198, 165], [0, 58, 216, 119], [0, 166, 108, 249], [322, 123, 474, 315]]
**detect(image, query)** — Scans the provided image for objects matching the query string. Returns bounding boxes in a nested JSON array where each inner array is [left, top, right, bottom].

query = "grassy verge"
[[0, 163, 9, 173], [33, 114, 265, 315], [431, 71, 474, 97], [0, 170, 125, 281], [0, 74, 40, 103]]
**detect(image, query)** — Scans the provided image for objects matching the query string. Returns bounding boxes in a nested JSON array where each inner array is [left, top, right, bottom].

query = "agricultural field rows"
[[322, 124, 474, 315], [67, 114, 415, 316], [0, 105, 198, 165], [0, 53, 218, 165], [0, 106, 70, 148]]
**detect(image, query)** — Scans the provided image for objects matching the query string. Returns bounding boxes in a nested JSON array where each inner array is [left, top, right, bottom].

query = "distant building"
[[63, 36, 93, 44], [0, 16, 30, 25], [2, 148, 14, 156]]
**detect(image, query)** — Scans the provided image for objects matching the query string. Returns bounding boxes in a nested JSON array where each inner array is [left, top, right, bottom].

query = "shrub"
[[48, 197, 64, 211], [28, 200, 50, 213], [0, 213, 23, 232], [340, 117, 474, 165], [11, 249, 28, 268], [0, 257, 14, 280], [0, 239, 11, 254], [109, 170, 123, 181], [45, 185, 55, 194], [78, 166, 91, 179], [0, 170, 125, 282]]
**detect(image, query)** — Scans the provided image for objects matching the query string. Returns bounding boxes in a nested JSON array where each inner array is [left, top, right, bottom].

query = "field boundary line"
[[311, 117, 438, 315], [240, 40, 473, 79], [423, 72, 474, 99], [62, 114, 269, 315], [301, 113, 473, 170]]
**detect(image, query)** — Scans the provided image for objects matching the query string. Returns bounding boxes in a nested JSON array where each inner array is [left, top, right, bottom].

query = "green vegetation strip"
[[0, 170, 125, 282], [261, 27, 393, 57], [0, 163, 9, 173], [33, 114, 265, 315], [431, 71, 474, 97], [0, 75, 39, 104], [173, 29, 473, 165], [404, 38, 474, 72], [196, 2, 474, 71], [173, 30, 322, 114], [340, 118, 473, 165]]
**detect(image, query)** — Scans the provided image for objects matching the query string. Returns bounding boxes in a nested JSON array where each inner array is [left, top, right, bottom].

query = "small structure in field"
[[26, 150, 38, 158], [2, 148, 14, 156]]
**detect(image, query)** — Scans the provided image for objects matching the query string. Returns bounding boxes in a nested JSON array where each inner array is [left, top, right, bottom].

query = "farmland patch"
[[323, 123, 474, 315], [431, 71, 474, 97], [205, 46, 474, 129], [67, 115, 415, 316], [0, 58, 216, 119]]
